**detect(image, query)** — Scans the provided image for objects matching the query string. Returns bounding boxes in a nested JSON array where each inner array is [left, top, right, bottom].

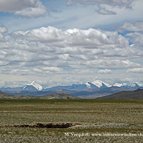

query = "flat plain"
[[0, 99, 143, 143]]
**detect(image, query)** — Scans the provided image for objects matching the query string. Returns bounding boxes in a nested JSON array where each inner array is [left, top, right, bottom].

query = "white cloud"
[[128, 68, 143, 73], [0, 0, 46, 17], [120, 22, 143, 49], [127, 32, 143, 48], [0, 27, 7, 40], [16, 27, 129, 49], [0, 26, 143, 85], [0, 27, 7, 33], [84, 59, 140, 69], [29, 26, 64, 42], [98, 69, 111, 74], [67, 0, 135, 15], [67, 0, 134, 7], [120, 22, 143, 32]]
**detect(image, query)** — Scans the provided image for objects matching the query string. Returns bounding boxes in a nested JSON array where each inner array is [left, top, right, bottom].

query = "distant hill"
[[96, 89, 143, 100], [0, 91, 10, 98], [39, 93, 78, 99], [0, 91, 77, 99]]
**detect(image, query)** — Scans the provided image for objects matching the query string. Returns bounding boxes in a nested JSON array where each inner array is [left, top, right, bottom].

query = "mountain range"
[[0, 80, 143, 98], [97, 89, 143, 100]]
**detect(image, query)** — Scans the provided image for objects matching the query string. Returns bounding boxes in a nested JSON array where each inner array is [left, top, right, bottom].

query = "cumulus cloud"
[[127, 68, 143, 73], [0, 0, 46, 17], [15, 27, 129, 48], [127, 32, 143, 48], [67, 0, 134, 7], [119, 22, 143, 49], [84, 59, 140, 69], [97, 69, 111, 74], [0, 25, 143, 85], [0, 27, 7, 40], [67, 0, 134, 14], [120, 22, 143, 32], [0, 27, 7, 33]]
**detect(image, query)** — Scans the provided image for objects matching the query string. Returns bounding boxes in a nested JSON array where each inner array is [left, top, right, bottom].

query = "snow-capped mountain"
[[113, 83, 125, 87], [0, 80, 142, 98], [23, 81, 43, 91], [112, 82, 140, 88], [44, 80, 143, 97], [85, 82, 91, 88], [22, 81, 43, 94], [88, 80, 112, 88], [92, 80, 111, 88]]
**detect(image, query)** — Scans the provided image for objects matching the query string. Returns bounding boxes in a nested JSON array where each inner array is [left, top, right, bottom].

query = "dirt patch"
[[1, 122, 80, 129]]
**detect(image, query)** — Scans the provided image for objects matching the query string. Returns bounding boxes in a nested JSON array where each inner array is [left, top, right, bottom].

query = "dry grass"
[[0, 99, 143, 142]]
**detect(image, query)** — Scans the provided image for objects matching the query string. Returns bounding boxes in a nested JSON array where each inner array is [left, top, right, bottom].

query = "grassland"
[[0, 99, 143, 143]]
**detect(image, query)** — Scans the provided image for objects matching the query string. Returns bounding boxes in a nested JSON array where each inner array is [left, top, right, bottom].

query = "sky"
[[0, 0, 143, 87]]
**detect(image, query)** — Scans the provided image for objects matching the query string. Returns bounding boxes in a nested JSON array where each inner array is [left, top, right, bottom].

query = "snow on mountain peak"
[[113, 82, 140, 87], [91, 80, 111, 88], [29, 81, 43, 91], [113, 83, 124, 87], [85, 82, 91, 88]]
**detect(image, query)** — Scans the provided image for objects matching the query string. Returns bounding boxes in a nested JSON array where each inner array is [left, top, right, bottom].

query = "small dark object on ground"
[[2, 122, 80, 129]]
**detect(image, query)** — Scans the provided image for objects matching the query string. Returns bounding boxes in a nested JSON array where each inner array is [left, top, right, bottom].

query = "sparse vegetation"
[[0, 99, 143, 143]]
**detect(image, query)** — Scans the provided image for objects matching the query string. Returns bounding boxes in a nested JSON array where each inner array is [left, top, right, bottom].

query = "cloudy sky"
[[0, 0, 143, 86]]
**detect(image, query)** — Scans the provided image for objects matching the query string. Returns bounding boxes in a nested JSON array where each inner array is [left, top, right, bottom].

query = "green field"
[[0, 99, 143, 143]]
